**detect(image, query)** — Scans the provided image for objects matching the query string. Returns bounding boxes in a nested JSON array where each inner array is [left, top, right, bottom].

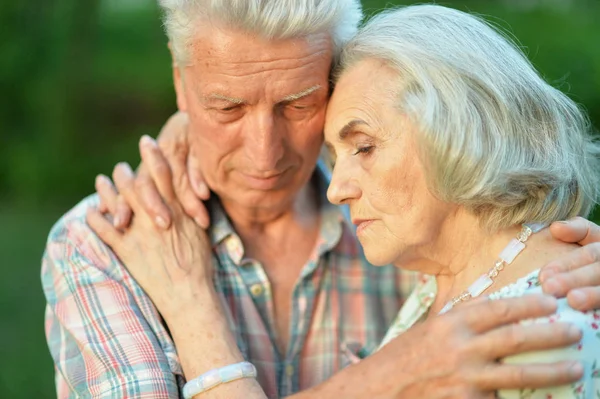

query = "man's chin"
[[220, 186, 298, 209]]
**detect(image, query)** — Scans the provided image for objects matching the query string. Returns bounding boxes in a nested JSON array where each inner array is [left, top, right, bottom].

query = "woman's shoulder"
[[488, 269, 543, 300]]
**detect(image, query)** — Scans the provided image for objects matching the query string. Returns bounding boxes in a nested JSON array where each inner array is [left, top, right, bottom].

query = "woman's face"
[[325, 59, 456, 267]]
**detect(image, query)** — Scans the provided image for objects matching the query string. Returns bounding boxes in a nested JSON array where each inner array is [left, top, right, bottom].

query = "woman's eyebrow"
[[338, 119, 369, 140]]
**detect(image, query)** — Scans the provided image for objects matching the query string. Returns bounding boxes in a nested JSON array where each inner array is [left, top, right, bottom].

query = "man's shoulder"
[[47, 194, 99, 242], [44, 194, 122, 277], [47, 194, 100, 245]]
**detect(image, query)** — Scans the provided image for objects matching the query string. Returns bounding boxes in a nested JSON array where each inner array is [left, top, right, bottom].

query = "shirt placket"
[[236, 259, 317, 396]]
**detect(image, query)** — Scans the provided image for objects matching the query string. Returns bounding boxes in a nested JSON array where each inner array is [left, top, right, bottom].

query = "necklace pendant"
[[468, 274, 494, 297]]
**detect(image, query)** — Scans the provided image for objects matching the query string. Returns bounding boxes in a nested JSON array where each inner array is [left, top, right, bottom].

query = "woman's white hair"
[[337, 4, 600, 231], [158, 0, 363, 66]]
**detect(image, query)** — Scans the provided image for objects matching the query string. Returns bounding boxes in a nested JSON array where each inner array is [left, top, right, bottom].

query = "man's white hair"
[[158, 0, 363, 66], [337, 4, 600, 231]]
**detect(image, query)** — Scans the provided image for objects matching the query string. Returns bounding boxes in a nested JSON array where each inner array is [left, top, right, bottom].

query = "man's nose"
[[244, 111, 285, 172]]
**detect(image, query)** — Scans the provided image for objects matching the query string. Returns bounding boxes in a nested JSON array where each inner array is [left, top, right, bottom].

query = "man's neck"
[[220, 180, 321, 260]]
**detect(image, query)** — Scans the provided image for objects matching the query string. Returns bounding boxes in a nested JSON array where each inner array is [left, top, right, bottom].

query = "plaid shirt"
[[42, 163, 418, 398]]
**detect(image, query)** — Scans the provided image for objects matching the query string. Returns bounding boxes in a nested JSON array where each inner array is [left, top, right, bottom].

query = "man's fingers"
[[567, 287, 600, 311], [472, 322, 581, 359], [459, 295, 558, 333], [86, 207, 123, 250], [541, 261, 600, 298], [134, 163, 172, 230], [539, 243, 600, 282], [550, 217, 600, 246], [476, 360, 583, 390]]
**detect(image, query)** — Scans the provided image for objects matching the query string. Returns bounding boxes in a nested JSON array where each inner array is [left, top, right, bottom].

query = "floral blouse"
[[379, 270, 600, 399]]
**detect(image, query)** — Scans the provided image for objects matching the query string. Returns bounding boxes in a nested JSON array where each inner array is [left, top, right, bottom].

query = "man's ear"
[[169, 42, 188, 112]]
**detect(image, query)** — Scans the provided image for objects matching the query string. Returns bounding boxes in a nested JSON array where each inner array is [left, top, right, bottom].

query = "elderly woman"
[[324, 5, 600, 398], [87, 4, 600, 399]]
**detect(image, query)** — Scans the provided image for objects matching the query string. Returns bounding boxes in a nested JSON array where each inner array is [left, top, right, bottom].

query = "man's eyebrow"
[[338, 119, 369, 140], [204, 93, 245, 104], [278, 85, 322, 103]]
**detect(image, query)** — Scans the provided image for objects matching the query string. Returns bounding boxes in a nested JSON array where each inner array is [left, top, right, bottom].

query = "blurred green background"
[[0, 0, 598, 397]]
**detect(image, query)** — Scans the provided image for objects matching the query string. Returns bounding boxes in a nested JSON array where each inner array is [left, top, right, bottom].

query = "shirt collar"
[[206, 158, 351, 266]]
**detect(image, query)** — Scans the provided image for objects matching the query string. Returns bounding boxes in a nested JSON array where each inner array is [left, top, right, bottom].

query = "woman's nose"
[[327, 163, 361, 205]]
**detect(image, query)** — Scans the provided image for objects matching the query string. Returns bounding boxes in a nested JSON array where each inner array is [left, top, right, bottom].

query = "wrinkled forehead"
[[187, 24, 334, 71]]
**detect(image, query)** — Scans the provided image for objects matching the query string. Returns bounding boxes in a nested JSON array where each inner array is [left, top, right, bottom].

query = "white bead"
[[499, 239, 525, 264], [468, 274, 493, 297], [495, 260, 505, 271]]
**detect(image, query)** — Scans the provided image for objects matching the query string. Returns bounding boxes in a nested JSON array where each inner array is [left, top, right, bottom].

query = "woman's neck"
[[411, 213, 578, 315]]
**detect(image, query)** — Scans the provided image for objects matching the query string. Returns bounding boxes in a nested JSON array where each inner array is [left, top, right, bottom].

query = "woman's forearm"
[[164, 284, 268, 399]]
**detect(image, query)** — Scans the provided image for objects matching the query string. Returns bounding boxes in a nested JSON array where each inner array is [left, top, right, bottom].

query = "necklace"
[[440, 222, 547, 314]]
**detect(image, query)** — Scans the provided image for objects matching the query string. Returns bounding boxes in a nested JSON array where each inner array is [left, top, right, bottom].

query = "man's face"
[[174, 25, 333, 212]]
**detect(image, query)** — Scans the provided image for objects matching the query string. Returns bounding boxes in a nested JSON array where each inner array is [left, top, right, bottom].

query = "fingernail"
[[96, 174, 107, 185], [540, 295, 558, 309], [543, 278, 561, 296], [197, 182, 210, 198], [113, 216, 121, 227], [569, 290, 587, 308], [156, 216, 168, 229], [568, 361, 584, 378], [140, 135, 156, 148], [539, 266, 559, 282], [567, 324, 583, 340]]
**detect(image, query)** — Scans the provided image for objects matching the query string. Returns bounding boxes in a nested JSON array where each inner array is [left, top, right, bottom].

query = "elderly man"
[[43, 1, 600, 398]]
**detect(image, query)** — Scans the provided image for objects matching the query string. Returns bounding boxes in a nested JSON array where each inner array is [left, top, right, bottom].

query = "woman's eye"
[[353, 146, 374, 156]]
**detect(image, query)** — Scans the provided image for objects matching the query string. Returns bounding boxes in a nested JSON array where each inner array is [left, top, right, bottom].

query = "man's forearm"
[[286, 351, 411, 399]]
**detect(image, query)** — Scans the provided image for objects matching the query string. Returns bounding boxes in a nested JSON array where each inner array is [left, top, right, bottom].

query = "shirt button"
[[250, 284, 264, 297], [285, 364, 295, 377]]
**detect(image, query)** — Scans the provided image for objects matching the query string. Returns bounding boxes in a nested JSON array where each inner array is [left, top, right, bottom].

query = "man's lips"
[[239, 170, 288, 189]]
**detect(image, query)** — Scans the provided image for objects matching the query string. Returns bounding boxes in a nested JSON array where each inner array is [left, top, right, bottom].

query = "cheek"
[[367, 164, 417, 216]]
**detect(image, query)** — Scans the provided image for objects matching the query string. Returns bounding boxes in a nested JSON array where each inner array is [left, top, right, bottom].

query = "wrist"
[[163, 281, 225, 326]]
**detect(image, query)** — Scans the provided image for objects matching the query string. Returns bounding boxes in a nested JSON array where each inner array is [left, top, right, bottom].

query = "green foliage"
[[0, 1, 598, 397]]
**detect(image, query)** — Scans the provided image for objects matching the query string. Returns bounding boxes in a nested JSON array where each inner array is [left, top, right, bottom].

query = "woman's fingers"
[[112, 162, 145, 220], [86, 207, 123, 250], [139, 135, 176, 202], [95, 174, 118, 214], [95, 174, 132, 228], [154, 112, 211, 228]]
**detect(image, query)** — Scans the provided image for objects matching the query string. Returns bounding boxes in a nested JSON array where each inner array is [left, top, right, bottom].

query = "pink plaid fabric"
[[42, 165, 418, 398]]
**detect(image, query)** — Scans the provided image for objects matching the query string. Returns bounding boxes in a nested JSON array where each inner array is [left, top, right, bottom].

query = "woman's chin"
[[363, 246, 396, 266]]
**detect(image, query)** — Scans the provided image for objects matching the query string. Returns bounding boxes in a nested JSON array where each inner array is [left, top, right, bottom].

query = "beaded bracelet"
[[183, 361, 257, 398]]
